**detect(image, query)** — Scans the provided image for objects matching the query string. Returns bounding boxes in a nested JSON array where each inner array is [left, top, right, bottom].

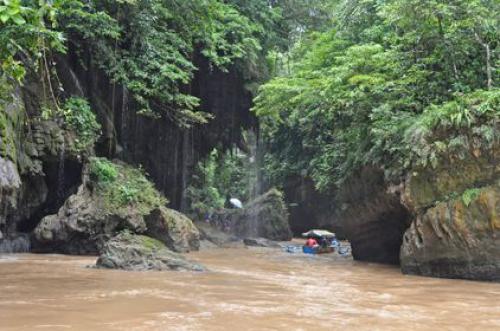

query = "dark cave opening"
[[16, 159, 83, 233]]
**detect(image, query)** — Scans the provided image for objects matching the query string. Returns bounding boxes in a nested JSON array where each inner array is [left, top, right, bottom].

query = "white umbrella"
[[229, 198, 243, 209]]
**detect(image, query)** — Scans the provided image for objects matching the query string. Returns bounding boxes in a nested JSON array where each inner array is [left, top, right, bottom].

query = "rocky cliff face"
[[1, 43, 255, 256], [0, 87, 82, 251], [332, 147, 499, 280], [57, 49, 255, 211], [335, 168, 411, 264], [401, 183, 499, 281], [398, 149, 500, 280]]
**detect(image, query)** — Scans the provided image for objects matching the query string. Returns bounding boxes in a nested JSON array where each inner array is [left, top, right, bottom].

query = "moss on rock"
[[403, 151, 499, 211], [96, 232, 205, 272], [89, 157, 167, 217], [145, 206, 200, 253], [401, 181, 500, 280]]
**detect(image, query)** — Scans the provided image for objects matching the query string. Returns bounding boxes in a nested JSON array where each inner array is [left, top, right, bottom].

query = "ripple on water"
[[1, 250, 500, 331]]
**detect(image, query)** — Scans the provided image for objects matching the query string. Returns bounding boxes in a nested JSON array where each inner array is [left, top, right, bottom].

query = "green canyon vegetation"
[[0, 0, 499, 282]]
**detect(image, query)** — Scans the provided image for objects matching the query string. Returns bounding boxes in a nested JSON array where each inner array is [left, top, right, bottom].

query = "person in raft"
[[305, 237, 319, 248]]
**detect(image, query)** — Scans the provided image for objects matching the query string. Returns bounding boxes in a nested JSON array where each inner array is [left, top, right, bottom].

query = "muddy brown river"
[[1, 247, 500, 331]]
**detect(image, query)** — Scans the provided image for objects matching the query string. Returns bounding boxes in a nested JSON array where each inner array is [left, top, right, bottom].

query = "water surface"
[[1, 248, 499, 330]]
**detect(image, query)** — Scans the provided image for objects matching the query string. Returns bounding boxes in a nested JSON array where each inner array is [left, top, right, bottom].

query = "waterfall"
[[67, 66, 85, 96], [121, 86, 128, 151], [57, 140, 66, 205], [179, 129, 190, 211], [246, 130, 260, 237]]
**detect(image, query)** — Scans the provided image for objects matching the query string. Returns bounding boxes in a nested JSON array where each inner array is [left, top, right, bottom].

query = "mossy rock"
[[96, 232, 205, 272], [33, 158, 167, 254], [404, 152, 500, 211], [145, 207, 200, 253], [401, 181, 500, 281], [88, 157, 167, 217]]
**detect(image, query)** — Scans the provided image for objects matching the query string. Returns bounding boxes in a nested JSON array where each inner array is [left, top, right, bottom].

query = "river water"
[[1, 247, 499, 331]]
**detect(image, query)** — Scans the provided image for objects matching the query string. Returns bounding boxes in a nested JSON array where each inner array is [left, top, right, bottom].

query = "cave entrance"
[[346, 203, 411, 265], [16, 158, 83, 233]]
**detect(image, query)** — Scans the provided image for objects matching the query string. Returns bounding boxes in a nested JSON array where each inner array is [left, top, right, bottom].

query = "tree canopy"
[[254, 0, 499, 191]]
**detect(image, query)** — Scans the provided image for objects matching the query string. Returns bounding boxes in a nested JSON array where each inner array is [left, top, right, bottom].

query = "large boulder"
[[33, 158, 201, 255], [195, 221, 240, 248], [145, 207, 200, 253], [96, 232, 205, 272], [211, 189, 292, 241], [401, 182, 500, 281], [33, 181, 146, 254]]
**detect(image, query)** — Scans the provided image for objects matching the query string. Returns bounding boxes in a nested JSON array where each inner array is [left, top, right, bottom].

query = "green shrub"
[[90, 158, 118, 183], [61, 97, 101, 153], [89, 157, 166, 216], [186, 145, 258, 217]]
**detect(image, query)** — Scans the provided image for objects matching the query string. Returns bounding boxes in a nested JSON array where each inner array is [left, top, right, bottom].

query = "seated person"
[[305, 237, 318, 247]]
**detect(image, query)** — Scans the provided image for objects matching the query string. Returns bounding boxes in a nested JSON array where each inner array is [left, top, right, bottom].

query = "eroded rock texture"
[[336, 168, 411, 264], [33, 165, 200, 255], [401, 183, 500, 281], [96, 232, 204, 272], [283, 176, 344, 237], [399, 149, 500, 280], [145, 207, 200, 253]]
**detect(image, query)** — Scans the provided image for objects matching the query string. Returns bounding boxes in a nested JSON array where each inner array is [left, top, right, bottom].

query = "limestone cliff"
[[401, 182, 499, 281]]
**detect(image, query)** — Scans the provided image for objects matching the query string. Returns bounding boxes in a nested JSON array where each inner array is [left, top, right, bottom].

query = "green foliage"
[[1, 0, 340, 132], [461, 188, 481, 207], [0, 0, 67, 78], [55, 0, 272, 126], [254, 0, 499, 192], [61, 97, 101, 152], [90, 157, 118, 183], [186, 146, 255, 216], [89, 157, 166, 216], [41, 97, 101, 153]]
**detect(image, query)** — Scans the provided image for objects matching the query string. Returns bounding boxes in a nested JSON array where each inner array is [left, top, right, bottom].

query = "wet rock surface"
[[195, 221, 240, 248], [336, 168, 411, 264], [96, 232, 205, 272], [243, 237, 282, 248], [401, 182, 500, 281], [211, 189, 292, 241], [33, 180, 146, 254], [145, 207, 200, 253], [0, 234, 31, 253]]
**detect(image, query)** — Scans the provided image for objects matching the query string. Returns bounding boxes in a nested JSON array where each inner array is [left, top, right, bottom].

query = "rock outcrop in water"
[[210, 189, 292, 241], [33, 159, 201, 256], [145, 207, 200, 253], [332, 147, 500, 280], [398, 150, 500, 281], [401, 183, 500, 281], [96, 232, 204, 272]]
